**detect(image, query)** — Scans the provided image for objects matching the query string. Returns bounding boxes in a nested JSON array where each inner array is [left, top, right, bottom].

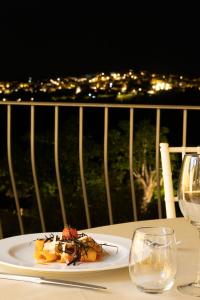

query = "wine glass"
[[177, 153, 200, 296]]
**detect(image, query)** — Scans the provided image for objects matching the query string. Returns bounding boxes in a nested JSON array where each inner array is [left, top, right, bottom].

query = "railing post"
[[104, 107, 113, 224], [182, 109, 188, 159], [7, 105, 24, 235], [182, 109, 187, 147], [79, 107, 91, 228], [156, 108, 162, 219], [129, 108, 137, 221], [30, 106, 46, 232], [54, 106, 68, 226]]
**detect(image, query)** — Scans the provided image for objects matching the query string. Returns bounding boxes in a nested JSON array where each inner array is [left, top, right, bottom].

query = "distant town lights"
[[50, 79, 59, 85], [121, 85, 127, 92], [148, 90, 155, 95], [75, 86, 81, 94], [0, 70, 198, 103], [152, 80, 172, 91]]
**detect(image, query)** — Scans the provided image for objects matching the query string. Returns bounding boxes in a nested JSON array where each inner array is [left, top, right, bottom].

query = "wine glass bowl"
[[177, 153, 200, 296]]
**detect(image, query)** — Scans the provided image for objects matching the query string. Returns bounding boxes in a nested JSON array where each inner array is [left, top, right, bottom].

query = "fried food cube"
[[35, 239, 45, 251], [34, 239, 45, 260], [80, 247, 97, 262], [43, 250, 58, 262], [83, 237, 103, 255], [34, 251, 46, 261]]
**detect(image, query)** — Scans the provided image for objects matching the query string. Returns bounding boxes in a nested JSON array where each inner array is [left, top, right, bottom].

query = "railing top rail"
[[1, 101, 200, 110]]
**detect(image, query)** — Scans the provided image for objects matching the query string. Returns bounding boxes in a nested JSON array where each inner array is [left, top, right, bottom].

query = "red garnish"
[[62, 227, 78, 239]]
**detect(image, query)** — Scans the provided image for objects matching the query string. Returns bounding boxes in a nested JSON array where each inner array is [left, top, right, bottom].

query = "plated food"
[[0, 231, 130, 273], [34, 227, 105, 265]]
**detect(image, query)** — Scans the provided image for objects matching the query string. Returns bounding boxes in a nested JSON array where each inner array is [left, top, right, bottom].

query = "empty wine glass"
[[129, 226, 177, 294], [177, 153, 200, 296]]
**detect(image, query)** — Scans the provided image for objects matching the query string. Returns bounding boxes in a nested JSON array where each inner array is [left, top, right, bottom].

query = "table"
[[0, 217, 199, 299]]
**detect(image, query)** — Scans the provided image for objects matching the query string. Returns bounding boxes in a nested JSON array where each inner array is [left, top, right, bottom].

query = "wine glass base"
[[178, 282, 200, 297]]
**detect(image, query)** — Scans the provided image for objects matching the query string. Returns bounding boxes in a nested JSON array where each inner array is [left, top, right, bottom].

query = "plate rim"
[[0, 232, 131, 273]]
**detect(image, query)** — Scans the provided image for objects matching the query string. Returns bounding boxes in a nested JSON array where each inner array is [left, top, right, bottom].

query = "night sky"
[[0, 2, 199, 80]]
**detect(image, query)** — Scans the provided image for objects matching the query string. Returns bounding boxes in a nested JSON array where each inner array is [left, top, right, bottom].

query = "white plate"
[[0, 232, 131, 273]]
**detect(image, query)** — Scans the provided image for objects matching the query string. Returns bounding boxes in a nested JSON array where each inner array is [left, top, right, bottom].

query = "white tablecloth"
[[0, 217, 198, 300]]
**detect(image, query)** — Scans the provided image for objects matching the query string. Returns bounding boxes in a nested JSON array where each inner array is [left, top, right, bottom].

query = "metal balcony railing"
[[1, 101, 200, 238]]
